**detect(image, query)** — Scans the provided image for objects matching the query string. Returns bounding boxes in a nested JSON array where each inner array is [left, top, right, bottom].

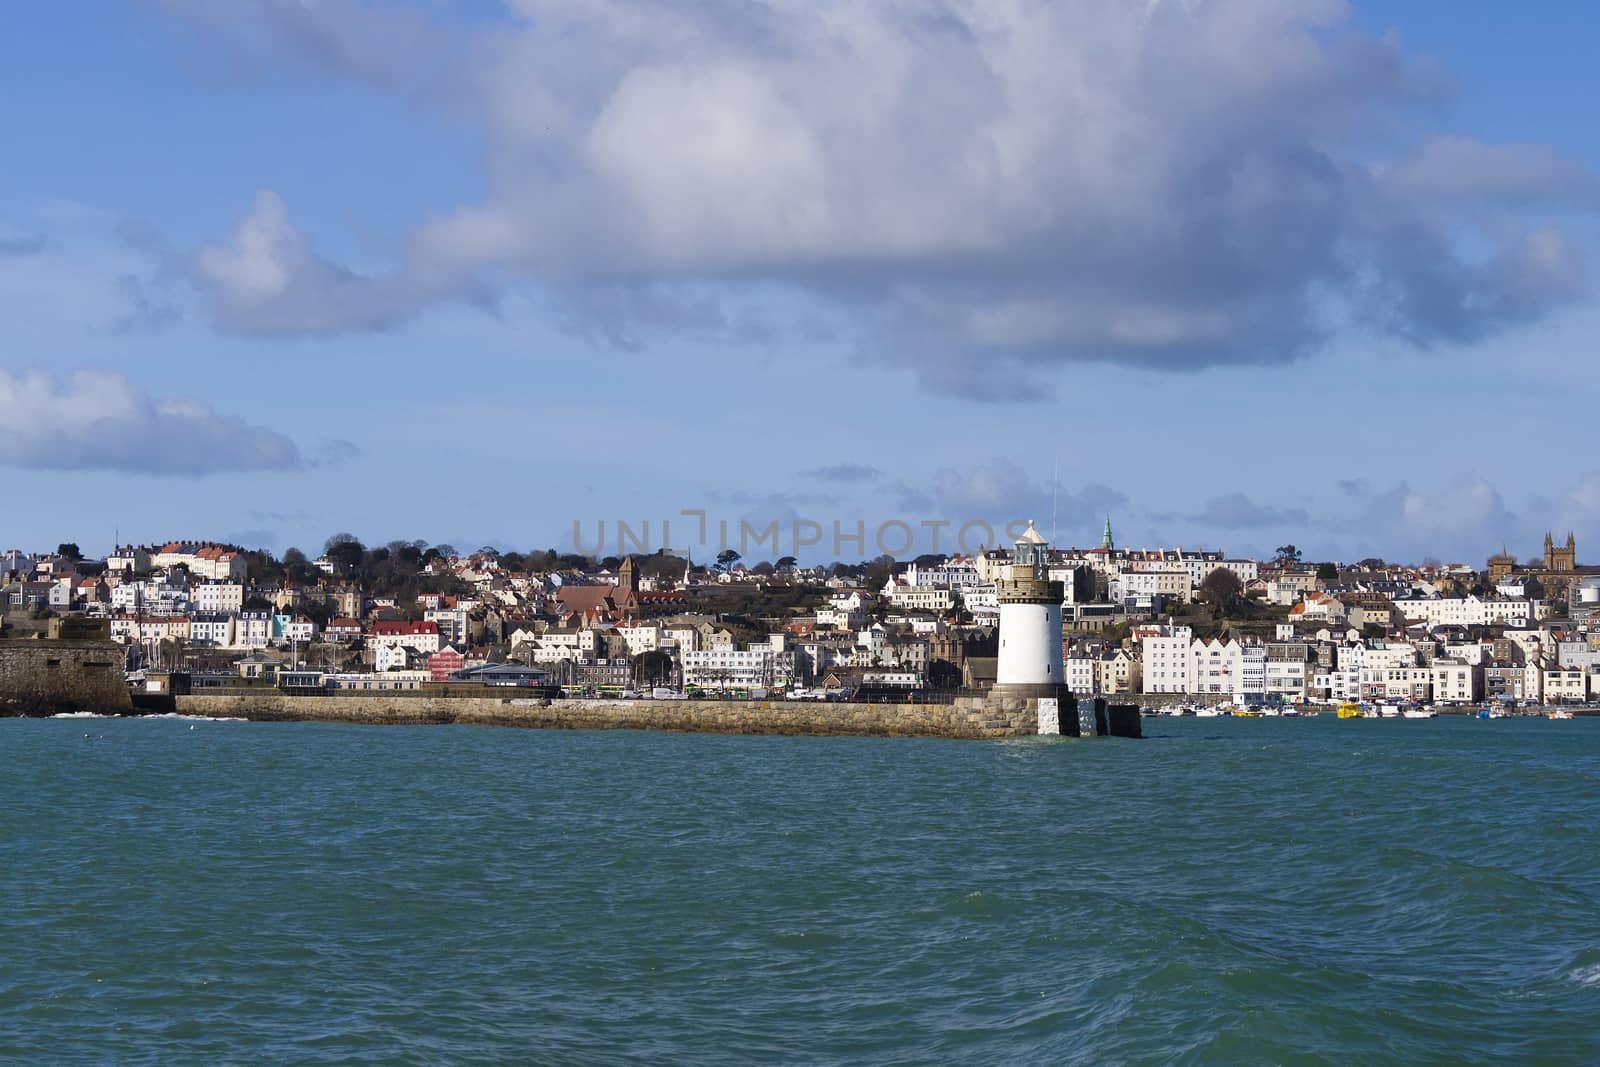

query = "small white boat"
[[1401, 708, 1436, 719], [1548, 709, 1576, 720]]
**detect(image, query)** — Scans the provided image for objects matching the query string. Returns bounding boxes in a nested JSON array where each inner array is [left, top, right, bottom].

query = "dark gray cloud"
[[801, 464, 884, 485], [1190, 493, 1310, 530], [1336, 478, 1372, 497], [112, 220, 185, 333], [0, 369, 306, 475], [0, 234, 47, 257], [308, 438, 363, 469], [154, 1, 1597, 385]]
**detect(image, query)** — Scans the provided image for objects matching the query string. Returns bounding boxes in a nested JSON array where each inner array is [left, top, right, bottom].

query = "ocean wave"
[[1570, 962, 1600, 987], [141, 713, 247, 723], [50, 712, 116, 719]]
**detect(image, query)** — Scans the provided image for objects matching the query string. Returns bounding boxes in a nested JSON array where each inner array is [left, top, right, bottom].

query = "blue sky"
[[4, 0, 1600, 566]]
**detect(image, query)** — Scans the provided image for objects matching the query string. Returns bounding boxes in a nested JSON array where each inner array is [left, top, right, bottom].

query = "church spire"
[[1102, 514, 1115, 552]]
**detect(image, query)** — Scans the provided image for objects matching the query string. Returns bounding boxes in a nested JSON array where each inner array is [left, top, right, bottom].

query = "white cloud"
[[0, 369, 305, 474], [158, 0, 1597, 382], [190, 190, 459, 336], [1320, 476, 1518, 563]]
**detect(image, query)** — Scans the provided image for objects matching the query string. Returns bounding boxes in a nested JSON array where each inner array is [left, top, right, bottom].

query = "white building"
[[109, 614, 190, 644], [884, 584, 955, 612], [1140, 625, 1195, 694], [1239, 643, 1267, 701], [1543, 669, 1587, 704], [900, 558, 981, 589], [1112, 564, 1193, 604], [111, 578, 190, 616], [1188, 639, 1243, 697], [194, 582, 245, 614], [1393, 595, 1539, 628], [1263, 645, 1312, 703], [1431, 662, 1479, 704], [815, 606, 865, 630], [189, 612, 235, 647], [681, 647, 792, 689], [235, 612, 272, 650], [327, 671, 428, 691], [616, 622, 662, 655], [151, 543, 248, 580], [1359, 666, 1433, 701]]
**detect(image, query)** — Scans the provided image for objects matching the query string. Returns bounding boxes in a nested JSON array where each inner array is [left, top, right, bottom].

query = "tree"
[[324, 532, 360, 554], [1275, 545, 1302, 564], [1316, 562, 1338, 582], [324, 536, 366, 577], [300, 600, 334, 629], [862, 554, 896, 590], [633, 650, 674, 687], [1198, 567, 1245, 613], [775, 556, 798, 571], [716, 549, 742, 572], [56, 543, 81, 561]]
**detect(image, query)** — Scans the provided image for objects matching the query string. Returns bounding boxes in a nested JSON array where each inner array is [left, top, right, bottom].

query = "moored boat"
[[1336, 701, 1364, 719]]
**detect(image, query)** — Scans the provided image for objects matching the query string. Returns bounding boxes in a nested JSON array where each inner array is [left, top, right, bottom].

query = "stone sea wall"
[[0, 640, 132, 716], [173, 692, 1040, 739]]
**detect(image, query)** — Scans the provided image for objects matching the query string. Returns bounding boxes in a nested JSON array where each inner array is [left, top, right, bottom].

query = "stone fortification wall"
[[173, 693, 1039, 739], [0, 640, 132, 715]]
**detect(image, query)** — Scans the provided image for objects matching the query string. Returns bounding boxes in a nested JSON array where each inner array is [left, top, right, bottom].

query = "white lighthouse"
[[996, 520, 1064, 689]]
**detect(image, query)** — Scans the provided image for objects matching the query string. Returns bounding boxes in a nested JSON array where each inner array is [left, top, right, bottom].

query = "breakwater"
[[0, 639, 132, 716], [173, 692, 1062, 739]]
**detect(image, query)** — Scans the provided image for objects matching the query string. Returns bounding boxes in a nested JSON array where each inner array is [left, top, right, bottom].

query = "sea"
[[3, 714, 1598, 1065]]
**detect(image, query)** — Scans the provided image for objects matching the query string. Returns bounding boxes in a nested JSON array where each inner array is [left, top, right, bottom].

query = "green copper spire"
[[1102, 514, 1114, 551]]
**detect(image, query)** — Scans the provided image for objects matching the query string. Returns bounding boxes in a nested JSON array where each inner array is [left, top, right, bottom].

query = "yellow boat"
[[1336, 702, 1364, 719]]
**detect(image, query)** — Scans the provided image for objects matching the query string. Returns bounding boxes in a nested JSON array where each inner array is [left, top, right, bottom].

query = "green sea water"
[[3, 715, 1598, 1065]]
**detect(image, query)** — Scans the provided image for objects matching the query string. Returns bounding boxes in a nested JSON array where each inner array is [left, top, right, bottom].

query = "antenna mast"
[[1052, 457, 1059, 547]]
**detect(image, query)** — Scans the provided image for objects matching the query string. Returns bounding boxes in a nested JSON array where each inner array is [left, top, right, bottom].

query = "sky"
[[3, 0, 1600, 566]]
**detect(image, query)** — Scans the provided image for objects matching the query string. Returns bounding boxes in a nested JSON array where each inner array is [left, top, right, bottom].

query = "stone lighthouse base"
[[960, 685, 1142, 738]]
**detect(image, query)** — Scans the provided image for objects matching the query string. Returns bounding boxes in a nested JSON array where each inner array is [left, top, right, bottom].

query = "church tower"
[[1557, 532, 1576, 572], [1102, 514, 1115, 552], [1487, 544, 1516, 585], [1544, 532, 1577, 573]]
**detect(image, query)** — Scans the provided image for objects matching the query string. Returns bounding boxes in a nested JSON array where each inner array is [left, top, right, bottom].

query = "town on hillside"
[[3, 526, 1598, 706]]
